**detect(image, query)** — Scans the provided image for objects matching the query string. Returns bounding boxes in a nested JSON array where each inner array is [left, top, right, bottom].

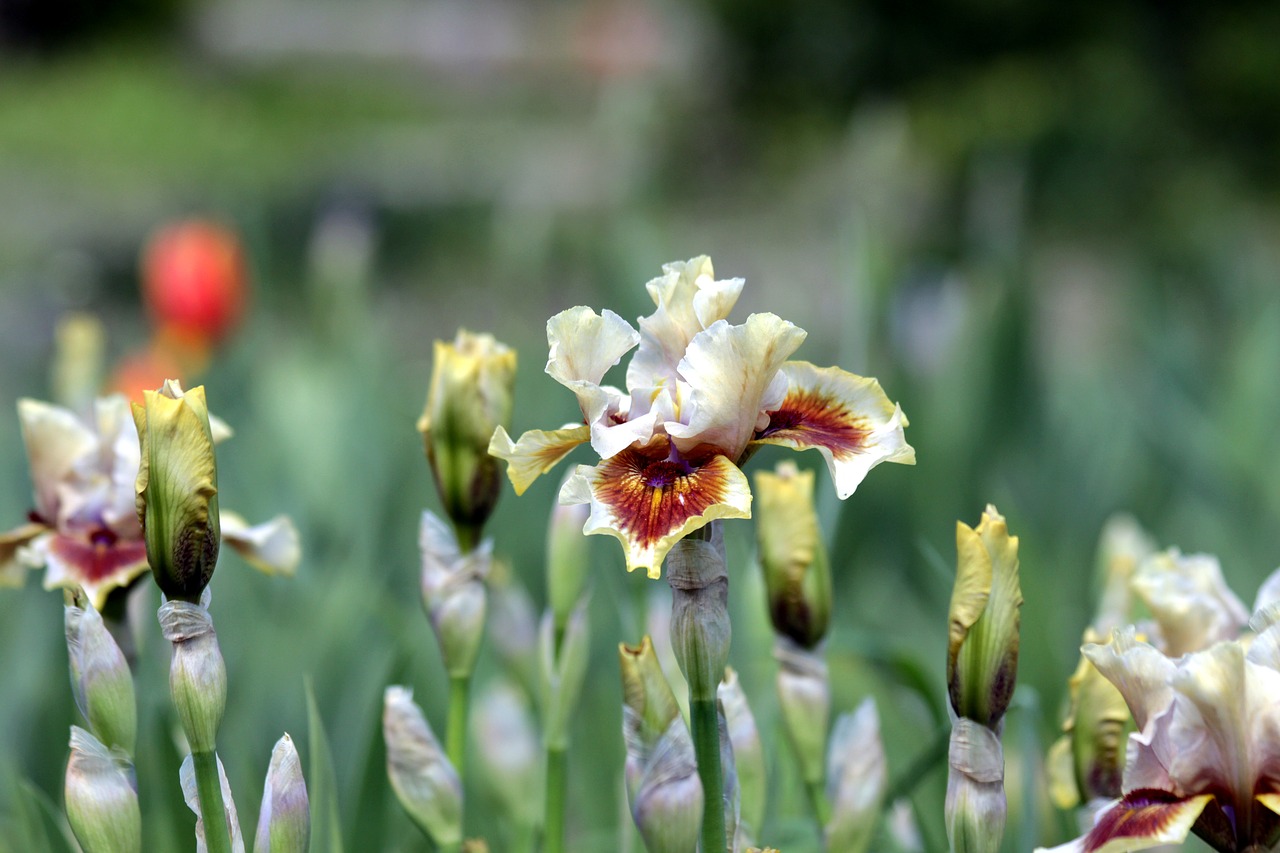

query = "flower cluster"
[[490, 256, 914, 576]]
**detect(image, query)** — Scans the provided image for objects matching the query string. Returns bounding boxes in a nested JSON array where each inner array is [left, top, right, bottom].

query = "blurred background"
[[2, 0, 1279, 849]]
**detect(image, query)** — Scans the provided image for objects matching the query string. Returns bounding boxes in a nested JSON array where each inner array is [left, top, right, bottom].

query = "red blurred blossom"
[[141, 220, 248, 346]]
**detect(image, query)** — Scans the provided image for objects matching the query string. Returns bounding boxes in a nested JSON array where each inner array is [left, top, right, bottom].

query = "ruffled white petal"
[[18, 398, 98, 524], [1083, 628, 1175, 732], [545, 307, 638, 424], [220, 511, 301, 577], [666, 314, 806, 460], [489, 424, 590, 495], [1131, 550, 1248, 657]]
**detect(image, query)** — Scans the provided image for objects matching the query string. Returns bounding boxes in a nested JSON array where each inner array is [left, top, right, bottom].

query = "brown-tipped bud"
[[419, 511, 489, 679], [753, 462, 832, 648], [666, 524, 730, 701], [719, 668, 765, 845], [66, 596, 136, 756], [253, 734, 309, 853], [775, 637, 830, 789], [179, 750, 243, 851], [947, 505, 1022, 726], [547, 473, 591, 636], [472, 680, 541, 829], [945, 718, 1006, 853], [383, 686, 462, 846], [158, 594, 226, 754], [540, 600, 590, 751], [825, 700, 887, 853], [417, 330, 516, 541], [133, 380, 220, 601], [65, 727, 141, 853], [619, 638, 703, 853]]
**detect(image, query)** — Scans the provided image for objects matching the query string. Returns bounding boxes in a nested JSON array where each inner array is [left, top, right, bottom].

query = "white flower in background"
[[1131, 549, 1248, 657]]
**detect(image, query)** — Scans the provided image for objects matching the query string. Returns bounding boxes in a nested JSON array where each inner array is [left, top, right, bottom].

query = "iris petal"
[[39, 532, 150, 610], [1079, 790, 1210, 853], [560, 444, 751, 578], [489, 425, 590, 495], [750, 362, 915, 499]]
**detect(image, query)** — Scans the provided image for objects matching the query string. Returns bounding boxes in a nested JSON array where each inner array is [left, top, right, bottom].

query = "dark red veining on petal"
[[1083, 790, 1200, 852], [755, 390, 867, 458], [592, 446, 730, 549], [50, 533, 149, 583]]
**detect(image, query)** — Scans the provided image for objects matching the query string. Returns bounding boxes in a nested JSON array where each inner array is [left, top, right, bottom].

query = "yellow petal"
[[488, 424, 590, 495]]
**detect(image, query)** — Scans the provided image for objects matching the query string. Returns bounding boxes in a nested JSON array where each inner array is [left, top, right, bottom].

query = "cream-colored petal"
[[750, 362, 914, 499], [488, 424, 590, 495], [546, 307, 638, 386], [18, 398, 99, 522], [559, 447, 752, 578], [0, 523, 47, 586], [667, 314, 807, 460], [1035, 792, 1210, 853], [626, 256, 743, 392], [1251, 567, 1280, 631], [1131, 550, 1248, 657], [1084, 629, 1175, 732], [220, 511, 301, 577]]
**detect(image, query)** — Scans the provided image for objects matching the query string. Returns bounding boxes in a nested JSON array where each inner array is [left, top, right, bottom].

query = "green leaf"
[[306, 678, 344, 853]]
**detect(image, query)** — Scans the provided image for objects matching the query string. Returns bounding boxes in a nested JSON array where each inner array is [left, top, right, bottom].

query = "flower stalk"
[[666, 523, 731, 852]]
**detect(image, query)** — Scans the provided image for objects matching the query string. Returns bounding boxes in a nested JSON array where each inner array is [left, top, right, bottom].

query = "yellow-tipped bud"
[[65, 596, 137, 757], [383, 686, 462, 846], [1047, 633, 1132, 809], [947, 505, 1022, 726], [64, 727, 141, 853], [133, 380, 220, 601], [619, 638, 703, 853], [253, 734, 309, 853], [417, 330, 516, 542], [753, 462, 832, 648]]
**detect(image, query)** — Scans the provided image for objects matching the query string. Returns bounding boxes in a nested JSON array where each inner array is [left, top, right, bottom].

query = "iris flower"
[[1038, 625, 1280, 853], [1, 394, 299, 609], [489, 256, 913, 577]]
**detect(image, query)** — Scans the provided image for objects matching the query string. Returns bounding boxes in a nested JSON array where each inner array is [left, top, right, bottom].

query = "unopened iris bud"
[[472, 680, 541, 828], [667, 525, 730, 701], [945, 718, 1006, 853], [947, 505, 1022, 726], [546, 475, 591, 639], [66, 595, 136, 756], [417, 330, 516, 543], [619, 638, 703, 853], [419, 511, 489, 679], [1046, 632, 1131, 810], [753, 462, 832, 648], [132, 380, 220, 601], [383, 686, 462, 846], [65, 726, 141, 853], [718, 668, 765, 845], [825, 699, 887, 853], [775, 637, 830, 791], [158, 594, 226, 754], [253, 734, 309, 853], [540, 600, 590, 751]]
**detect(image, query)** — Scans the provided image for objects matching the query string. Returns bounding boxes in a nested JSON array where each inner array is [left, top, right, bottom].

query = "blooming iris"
[[489, 256, 914, 577], [1, 393, 299, 608], [1038, 623, 1280, 853]]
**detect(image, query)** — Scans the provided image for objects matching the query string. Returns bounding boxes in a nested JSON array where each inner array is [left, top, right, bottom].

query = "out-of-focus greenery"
[[2, 2, 1278, 850]]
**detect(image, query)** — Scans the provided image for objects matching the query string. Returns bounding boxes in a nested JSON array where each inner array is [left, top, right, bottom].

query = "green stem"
[[446, 674, 469, 783], [805, 777, 831, 827], [544, 745, 568, 853], [191, 750, 233, 853], [690, 696, 726, 853]]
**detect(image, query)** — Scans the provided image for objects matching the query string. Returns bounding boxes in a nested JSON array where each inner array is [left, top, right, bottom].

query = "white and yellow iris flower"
[[489, 256, 914, 577], [2, 392, 299, 609], [1038, 619, 1280, 853]]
